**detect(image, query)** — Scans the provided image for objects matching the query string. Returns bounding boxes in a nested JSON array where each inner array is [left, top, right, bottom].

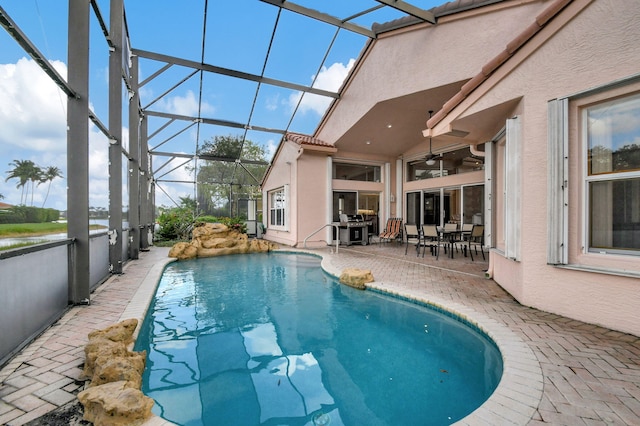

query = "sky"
[[0, 0, 442, 212]]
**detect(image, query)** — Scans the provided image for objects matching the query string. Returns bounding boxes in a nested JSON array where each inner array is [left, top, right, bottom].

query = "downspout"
[[326, 156, 333, 245], [485, 251, 494, 279], [470, 143, 486, 157], [395, 158, 403, 218]]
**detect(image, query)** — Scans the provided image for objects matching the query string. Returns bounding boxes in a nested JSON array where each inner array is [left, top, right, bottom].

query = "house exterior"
[[261, 0, 640, 336]]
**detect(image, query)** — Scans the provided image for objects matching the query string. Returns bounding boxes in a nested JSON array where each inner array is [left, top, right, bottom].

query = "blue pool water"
[[135, 253, 502, 426]]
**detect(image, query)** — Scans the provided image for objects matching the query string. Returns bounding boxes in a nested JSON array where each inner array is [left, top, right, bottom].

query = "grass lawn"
[[0, 222, 106, 238]]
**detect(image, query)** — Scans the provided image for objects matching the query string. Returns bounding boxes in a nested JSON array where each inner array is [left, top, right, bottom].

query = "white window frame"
[[268, 185, 289, 231], [582, 93, 640, 256], [548, 73, 640, 270]]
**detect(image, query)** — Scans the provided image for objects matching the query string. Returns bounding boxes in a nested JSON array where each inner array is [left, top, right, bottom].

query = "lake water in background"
[[0, 219, 110, 248]]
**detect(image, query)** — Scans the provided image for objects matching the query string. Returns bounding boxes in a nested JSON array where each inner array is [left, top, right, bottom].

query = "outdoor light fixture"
[[424, 110, 442, 166]]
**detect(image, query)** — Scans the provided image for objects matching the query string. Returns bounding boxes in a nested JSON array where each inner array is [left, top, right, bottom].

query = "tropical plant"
[[39, 166, 63, 207], [197, 215, 247, 234], [195, 135, 268, 216], [155, 197, 199, 241]]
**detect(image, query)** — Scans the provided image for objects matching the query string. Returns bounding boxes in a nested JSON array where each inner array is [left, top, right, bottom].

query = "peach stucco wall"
[[462, 0, 640, 335], [296, 153, 331, 247], [264, 0, 640, 336], [317, 1, 547, 144], [262, 141, 299, 246]]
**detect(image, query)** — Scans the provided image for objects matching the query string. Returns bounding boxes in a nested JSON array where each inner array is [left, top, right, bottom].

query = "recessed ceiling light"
[[365, 141, 371, 145], [386, 124, 392, 128]]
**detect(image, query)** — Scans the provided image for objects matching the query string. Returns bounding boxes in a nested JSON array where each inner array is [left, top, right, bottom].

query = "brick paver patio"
[[0, 244, 638, 425]]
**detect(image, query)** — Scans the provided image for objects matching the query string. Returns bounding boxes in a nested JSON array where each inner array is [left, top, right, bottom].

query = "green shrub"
[[196, 216, 247, 234], [156, 209, 194, 241], [0, 211, 24, 224], [155, 203, 248, 241], [0, 206, 59, 224]]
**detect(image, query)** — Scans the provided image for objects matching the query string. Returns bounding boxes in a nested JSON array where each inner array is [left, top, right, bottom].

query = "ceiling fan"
[[424, 110, 443, 165]]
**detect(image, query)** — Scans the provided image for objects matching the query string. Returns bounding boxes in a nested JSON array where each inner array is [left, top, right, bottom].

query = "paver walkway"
[[0, 244, 638, 425]]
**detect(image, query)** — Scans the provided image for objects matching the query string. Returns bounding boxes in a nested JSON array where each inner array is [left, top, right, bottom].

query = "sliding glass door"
[[462, 184, 484, 225], [406, 185, 484, 227]]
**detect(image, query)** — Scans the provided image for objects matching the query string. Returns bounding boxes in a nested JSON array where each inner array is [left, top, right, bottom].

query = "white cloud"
[[0, 58, 140, 211], [288, 59, 355, 116], [265, 94, 280, 111], [0, 58, 68, 208], [0, 57, 67, 152], [265, 139, 278, 160], [155, 90, 215, 117]]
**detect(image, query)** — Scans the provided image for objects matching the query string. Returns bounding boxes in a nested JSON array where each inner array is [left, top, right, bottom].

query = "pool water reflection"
[[135, 253, 502, 426]]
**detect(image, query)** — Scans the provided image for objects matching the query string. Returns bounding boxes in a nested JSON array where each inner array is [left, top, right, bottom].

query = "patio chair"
[[420, 224, 442, 259], [404, 224, 421, 256], [444, 222, 458, 231], [453, 223, 474, 255], [464, 224, 485, 261], [379, 217, 402, 244]]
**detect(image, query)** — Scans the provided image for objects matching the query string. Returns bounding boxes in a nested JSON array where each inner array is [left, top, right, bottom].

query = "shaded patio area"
[[1, 243, 639, 425]]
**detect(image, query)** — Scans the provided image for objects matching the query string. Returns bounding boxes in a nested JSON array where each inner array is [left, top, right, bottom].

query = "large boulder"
[[83, 319, 140, 378], [87, 318, 138, 345], [339, 268, 374, 290], [90, 351, 146, 389], [168, 241, 198, 260], [78, 381, 154, 426], [83, 339, 129, 379], [169, 222, 278, 260], [79, 319, 152, 425]]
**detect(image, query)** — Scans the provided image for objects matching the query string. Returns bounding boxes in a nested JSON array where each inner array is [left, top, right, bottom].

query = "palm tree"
[[39, 166, 63, 207], [6, 160, 35, 205], [27, 164, 43, 206], [5, 160, 44, 205]]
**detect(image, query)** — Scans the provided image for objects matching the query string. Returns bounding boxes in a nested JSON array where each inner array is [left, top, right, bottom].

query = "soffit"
[[333, 80, 468, 157]]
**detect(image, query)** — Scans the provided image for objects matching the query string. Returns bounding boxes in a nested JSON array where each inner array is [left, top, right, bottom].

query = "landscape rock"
[[79, 319, 152, 425], [169, 222, 277, 260], [78, 381, 154, 426], [90, 351, 146, 389], [83, 319, 139, 378], [339, 268, 374, 290], [83, 339, 128, 379], [87, 318, 138, 345]]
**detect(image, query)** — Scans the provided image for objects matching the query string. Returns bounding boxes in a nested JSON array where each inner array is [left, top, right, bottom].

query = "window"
[[269, 187, 286, 228], [332, 162, 381, 182], [407, 147, 484, 182], [584, 93, 640, 253]]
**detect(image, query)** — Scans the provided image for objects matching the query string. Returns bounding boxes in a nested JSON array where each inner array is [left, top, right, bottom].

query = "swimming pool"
[[135, 253, 503, 425]]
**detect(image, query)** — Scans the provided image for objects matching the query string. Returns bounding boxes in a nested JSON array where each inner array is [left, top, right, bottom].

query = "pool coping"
[[126, 249, 543, 426]]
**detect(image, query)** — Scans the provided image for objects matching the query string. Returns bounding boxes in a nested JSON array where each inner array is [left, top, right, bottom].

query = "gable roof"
[[372, 0, 509, 34], [261, 132, 337, 187], [426, 0, 573, 131]]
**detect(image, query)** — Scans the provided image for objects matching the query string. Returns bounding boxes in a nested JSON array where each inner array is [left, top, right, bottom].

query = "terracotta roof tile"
[[427, 0, 572, 130], [372, 0, 508, 33], [285, 132, 334, 148], [536, 0, 572, 25], [506, 21, 542, 55]]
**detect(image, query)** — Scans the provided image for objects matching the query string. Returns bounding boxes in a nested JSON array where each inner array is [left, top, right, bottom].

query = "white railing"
[[303, 224, 340, 253]]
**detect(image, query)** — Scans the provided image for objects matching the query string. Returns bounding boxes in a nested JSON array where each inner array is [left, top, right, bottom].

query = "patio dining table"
[[437, 227, 469, 259]]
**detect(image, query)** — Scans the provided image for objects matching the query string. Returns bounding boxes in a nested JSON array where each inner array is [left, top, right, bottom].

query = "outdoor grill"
[[332, 214, 371, 246]]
